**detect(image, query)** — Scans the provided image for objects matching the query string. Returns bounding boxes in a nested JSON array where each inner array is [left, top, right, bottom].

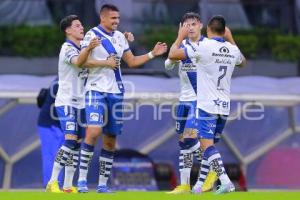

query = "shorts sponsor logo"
[[66, 122, 75, 131], [90, 112, 99, 122]]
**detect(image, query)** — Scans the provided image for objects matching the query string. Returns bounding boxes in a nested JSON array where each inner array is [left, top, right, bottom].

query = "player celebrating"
[[46, 15, 118, 193], [168, 15, 246, 194], [77, 4, 167, 193], [164, 12, 217, 194]]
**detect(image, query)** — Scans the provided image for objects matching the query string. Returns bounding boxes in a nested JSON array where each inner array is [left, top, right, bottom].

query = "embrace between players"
[[45, 3, 246, 195]]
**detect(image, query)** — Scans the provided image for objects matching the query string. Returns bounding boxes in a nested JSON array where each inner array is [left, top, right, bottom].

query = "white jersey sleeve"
[[164, 59, 180, 70], [80, 30, 97, 49], [123, 34, 130, 52], [64, 45, 79, 64], [233, 46, 244, 66]]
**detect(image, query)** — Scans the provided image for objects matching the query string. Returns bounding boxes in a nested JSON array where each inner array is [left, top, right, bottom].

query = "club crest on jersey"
[[90, 112, 99, 122], [66, 121, 75, 131], [111, 38, 117, 44]]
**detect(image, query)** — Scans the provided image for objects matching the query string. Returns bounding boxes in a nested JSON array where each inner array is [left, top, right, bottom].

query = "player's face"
[[67, 20, 84, 40], [101, 10, 120, 32], [184, 18, 202, 40]]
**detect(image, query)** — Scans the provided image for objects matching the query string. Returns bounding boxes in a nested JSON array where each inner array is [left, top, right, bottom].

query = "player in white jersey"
[[164, 12, 217, 194], [77, 4, 167, 193], [46, 15, 119, 193], [169, 15, 246, 194]]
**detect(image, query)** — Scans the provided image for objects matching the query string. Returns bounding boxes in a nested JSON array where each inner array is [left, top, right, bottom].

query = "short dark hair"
[[100, 4, 119, 15], [182, 12, 201, 23], [208, 15, 226, 34], [60, 15, 79, 32]]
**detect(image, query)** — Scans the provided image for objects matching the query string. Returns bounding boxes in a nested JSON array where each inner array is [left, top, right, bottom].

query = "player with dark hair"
[[169, 15, 246, 194], [77, 4, 167, 193]]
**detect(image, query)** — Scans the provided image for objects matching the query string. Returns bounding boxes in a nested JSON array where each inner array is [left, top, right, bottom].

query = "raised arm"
[[168, 23, 189, 60], [224, 27, 246, 68], [122, 42, 167, 68]]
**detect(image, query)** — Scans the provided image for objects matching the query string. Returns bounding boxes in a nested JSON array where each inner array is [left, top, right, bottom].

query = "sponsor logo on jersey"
[[212, 47, 234, 58], [215, 58, 232, 65], [219, 46, 230, 54], [213, 98, 229, 109], [181, 63, 196, 72], [66, 121, 75, 131]]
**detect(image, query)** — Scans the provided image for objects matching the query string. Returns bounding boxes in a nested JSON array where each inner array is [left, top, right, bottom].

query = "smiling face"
[[100, 10, 120, 32], [65, 20, 84, 40], [184, 18, 203, 41]]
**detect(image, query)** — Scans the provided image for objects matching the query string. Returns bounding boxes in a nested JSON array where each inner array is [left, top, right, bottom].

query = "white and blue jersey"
[[55, 40, 87, 137], [168, 36, 206, 134], [81, 25, 130, 135], [81, 25, 130, 94], [185, 37, 244, 139]]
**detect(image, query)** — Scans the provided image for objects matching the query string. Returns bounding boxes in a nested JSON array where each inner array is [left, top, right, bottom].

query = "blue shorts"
[[194, 109, 227, 141], [85, 90, 123, 135], [55, 106, 85, 139], [175, 101, 196, 134]]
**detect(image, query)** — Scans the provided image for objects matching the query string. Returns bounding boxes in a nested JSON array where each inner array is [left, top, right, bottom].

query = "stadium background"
[[0, 0, 300, 192]]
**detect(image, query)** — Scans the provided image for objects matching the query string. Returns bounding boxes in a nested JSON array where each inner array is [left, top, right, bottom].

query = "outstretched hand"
[[151, 42, 168, 56], [124, 31, 135, 42]]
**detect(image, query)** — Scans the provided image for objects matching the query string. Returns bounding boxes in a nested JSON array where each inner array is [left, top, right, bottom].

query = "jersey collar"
[[186, 34, 204, 45], [211, 37, 226, 43], [65, 39, 80, 51], [97, 25, 115, 37]]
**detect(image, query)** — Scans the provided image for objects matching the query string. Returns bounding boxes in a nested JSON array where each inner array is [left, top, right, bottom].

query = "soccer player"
[[46, 14, 118, 193], [77, 4, 167, 193], [168, 15, 246, 194], [164, 12, 217, 194]]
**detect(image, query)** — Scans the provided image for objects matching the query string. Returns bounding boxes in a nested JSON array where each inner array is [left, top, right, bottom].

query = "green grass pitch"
[[1, 191, 300, 200]]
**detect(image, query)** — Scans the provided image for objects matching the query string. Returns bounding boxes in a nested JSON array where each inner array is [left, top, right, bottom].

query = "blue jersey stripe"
[[91, 28, 124, 93], [186, 72, 197, 94]]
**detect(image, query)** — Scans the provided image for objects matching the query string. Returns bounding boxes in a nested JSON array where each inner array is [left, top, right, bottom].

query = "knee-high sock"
[[78, 143, 94, 182], [63, 143, 80, 189], [205, 146, 231, 185], [49, 142, 74, 182], [98, 149, 114, 186], [179, 141, 193, 185]]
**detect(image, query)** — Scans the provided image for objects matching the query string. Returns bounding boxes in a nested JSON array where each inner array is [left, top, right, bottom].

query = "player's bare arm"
[[122, 42, 167, 68], [71, 37, 100, 67], [168, 23, 189, 60], [84, 55, 119, 69], [224, 27, 236, 45]]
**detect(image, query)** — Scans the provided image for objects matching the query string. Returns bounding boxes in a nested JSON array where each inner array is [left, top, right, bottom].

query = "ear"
[[65, 27, 71, 35], [199, 23, 203, 29]]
